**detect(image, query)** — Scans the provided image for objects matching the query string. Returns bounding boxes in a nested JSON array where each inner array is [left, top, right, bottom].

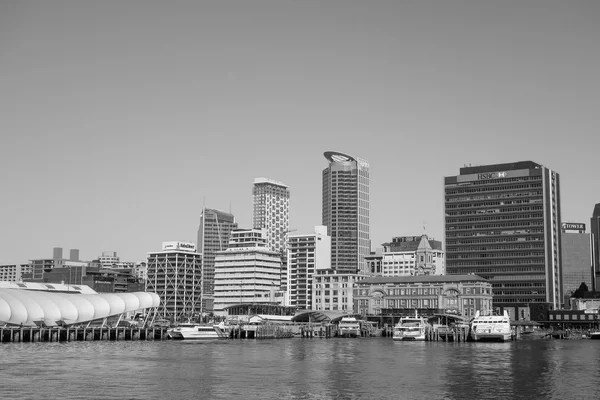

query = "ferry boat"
[[167, 323, 228, 340], [393, 311, 430, 341], [470, 310, 512, 342], [338, 317, 361, 338]]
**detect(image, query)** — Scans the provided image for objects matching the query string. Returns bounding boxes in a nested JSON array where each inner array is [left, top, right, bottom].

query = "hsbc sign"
[[477, 172, 507, 180]]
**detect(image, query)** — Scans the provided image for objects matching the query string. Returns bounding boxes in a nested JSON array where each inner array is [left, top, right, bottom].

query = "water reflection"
[[1, 338, 600, 400]]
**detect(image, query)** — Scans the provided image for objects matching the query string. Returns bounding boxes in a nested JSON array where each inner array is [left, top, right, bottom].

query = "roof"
[[323, 151, 369, 167], [459, 161, 542, 175], [356, 275, 488, 285]]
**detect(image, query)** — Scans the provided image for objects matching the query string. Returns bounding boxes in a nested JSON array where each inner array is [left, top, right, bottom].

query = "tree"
[[572, 282, 589, 298]]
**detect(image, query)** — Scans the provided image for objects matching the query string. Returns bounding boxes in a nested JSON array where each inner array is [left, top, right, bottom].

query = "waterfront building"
[[196, 208, 238, 312], [213, 229, 282, 316], [286, 226, 331, 309], [0, 281, 159, 327], [560, 222, 593, 305], [312, 269, 359, 312], [353, 275, 493, 318], [591, 203, 600, 290], [444, 161, 562, 319], [146, 241, 202, 322], [0, 264, 31, 282], [322, 151, 370, 275], [380, 235, 445, 276]]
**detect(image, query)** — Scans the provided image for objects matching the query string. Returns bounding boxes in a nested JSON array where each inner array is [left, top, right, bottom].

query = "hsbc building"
[[444, 161, 562, 319]]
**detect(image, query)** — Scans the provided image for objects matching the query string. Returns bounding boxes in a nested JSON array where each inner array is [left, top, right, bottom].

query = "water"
[[1, 338, 599, 400]]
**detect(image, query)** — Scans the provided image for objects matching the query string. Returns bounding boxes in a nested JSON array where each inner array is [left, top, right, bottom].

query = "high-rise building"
[[286, 226, 331, 309], [322, 151, 370, 274], [591, 204, 600, 290], [444, 161, 562, 318], [197, 208, 238, 312], [560, 222, 592, 305], [252, 177, 290, 255], [213, 229, 282, 316], [380, 235, 445, 276], [146, 241, 202, 322]]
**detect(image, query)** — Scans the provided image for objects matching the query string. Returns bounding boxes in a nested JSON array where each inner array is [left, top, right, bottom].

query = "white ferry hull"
[[471, 332, 511, 342], [339, 328, 360, 338], [393, 333, 426, 341], [168, 325, 227, 340]]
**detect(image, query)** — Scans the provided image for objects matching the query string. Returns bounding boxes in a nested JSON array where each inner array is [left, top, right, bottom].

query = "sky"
[[1, 0, 599, 265]]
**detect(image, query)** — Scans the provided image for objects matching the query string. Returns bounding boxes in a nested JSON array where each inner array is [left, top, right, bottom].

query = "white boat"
[[167, 323, 228, 340], [393, 311, 430, 341], [470, 310, 512, 342], [338, 317, 361, 338]]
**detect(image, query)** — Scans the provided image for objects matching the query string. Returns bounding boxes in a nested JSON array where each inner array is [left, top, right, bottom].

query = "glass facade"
[[197, 208, 238, 311]]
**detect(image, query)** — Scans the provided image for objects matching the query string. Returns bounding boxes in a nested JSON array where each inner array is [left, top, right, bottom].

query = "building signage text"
[[562, 223, 585, 232]]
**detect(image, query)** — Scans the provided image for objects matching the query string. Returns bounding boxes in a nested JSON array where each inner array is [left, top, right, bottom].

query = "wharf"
[[0, 326, 167, 343]]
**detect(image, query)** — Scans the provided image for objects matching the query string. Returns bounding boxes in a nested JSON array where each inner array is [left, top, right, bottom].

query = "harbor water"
[[1, 337, 599, 400]]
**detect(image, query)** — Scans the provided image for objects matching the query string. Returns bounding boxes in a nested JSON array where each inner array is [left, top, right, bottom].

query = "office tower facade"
[[444, 161, 562, 317], [146, 241, 202, 322], [252, 178, 290, 255], [322, 151, 370, 274], [591, 204, 600, 290], [380, 235, 445, 277], [287, 226, 331, 309], [197, 208, 238, 312], [560, 222, 592, 304], [213, 229, 282, 316]]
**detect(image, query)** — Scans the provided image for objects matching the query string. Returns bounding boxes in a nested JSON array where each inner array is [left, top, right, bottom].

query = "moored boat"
[[393, 311, 430, 341], [167, 323, 228, 340], [338, 317, 361, 338], [470, 310, 511, 342]]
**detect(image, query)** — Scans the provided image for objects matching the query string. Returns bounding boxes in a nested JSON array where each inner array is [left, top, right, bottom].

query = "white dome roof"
[[0, 288, 161, 327]]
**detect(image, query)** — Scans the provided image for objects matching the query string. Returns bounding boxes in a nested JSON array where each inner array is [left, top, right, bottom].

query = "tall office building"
[[252, 178, 290, 255], [146, 241, 202, 321], [591, 204, 600, 290], [560, 222, 592, 304], [322, 151, 370, 274], [444, 161, 562, 317], [286, 226, 331, 309], [197, 208, 238, 312]]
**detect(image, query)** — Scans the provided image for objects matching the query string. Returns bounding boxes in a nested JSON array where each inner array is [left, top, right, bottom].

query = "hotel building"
[[146, 241, 202, 321], [444, 161, 562, 318], [322, 151, 370, 274], [560, 222, 593, 304], [286, 226, 331, 309], [213, 229, 282, 316], [197, 208, 238, 312]]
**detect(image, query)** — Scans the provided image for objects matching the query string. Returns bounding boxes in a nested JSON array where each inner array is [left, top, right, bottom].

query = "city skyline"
[[1, 1, 599, 264]]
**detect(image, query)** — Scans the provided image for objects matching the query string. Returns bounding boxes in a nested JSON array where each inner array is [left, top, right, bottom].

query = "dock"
[[0, 326, 167, 343]]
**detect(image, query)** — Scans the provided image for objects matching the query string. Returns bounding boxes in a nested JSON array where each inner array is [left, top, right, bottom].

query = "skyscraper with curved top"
[[322, 151, 371, 274]]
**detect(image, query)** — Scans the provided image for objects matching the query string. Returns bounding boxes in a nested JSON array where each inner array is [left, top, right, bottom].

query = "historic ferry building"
[[354, 275, 493, 319]]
